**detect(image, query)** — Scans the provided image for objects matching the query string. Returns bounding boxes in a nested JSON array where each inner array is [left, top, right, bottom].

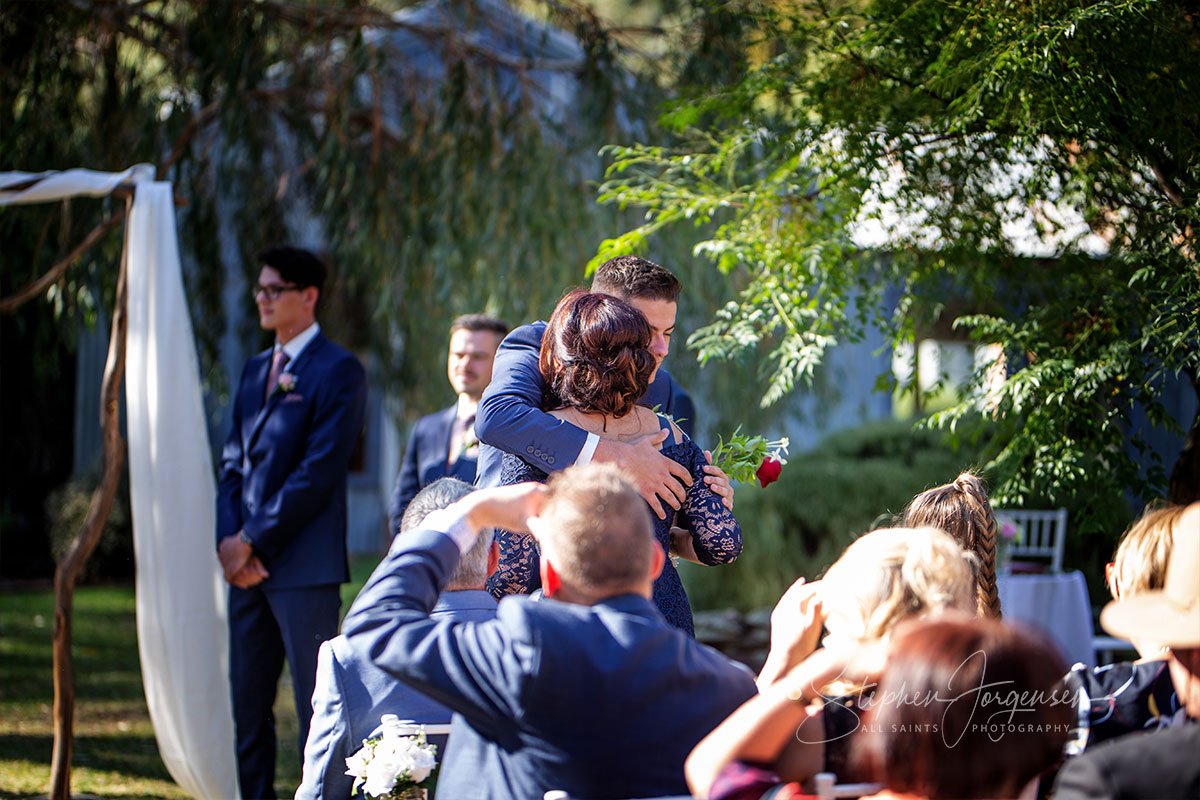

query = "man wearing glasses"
[[216, 245, 367, 799]]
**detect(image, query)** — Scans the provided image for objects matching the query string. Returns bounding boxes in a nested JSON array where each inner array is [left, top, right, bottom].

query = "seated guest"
[[490, 289, 742, 636], [341, 464, 758, 800], [903, 472, 1002, 617], [689, 617, 1071, 800], [1054, 502, 1200, 799], [296, 478, 499, 800], [1062, 503, 1184, 752], [738, 528, 977, 788]]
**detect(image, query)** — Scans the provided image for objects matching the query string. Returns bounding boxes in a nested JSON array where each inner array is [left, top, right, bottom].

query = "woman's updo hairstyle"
[[538, 289, 655, 419], [903, 472, 1002, 618], [820, 526, 978, 649]]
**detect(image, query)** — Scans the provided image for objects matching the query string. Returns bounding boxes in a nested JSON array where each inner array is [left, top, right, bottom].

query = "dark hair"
[[450, 314, 509, 338], [903, 472, 1002, 618], [538, 290, 655, 418], [256, 245, 327, 294], [590, 256, 681, 303], [854, 618, 1071, 799]]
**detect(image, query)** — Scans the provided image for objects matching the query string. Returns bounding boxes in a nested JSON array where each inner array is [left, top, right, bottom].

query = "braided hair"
[[903, 472, 1002, 618]]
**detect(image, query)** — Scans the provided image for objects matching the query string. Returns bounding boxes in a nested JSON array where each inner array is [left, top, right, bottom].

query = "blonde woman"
[[693, 527, 977, 794], [903, 471, 1002, 617]]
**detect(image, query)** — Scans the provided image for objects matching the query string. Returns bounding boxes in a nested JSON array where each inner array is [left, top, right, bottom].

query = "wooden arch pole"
[[48, 193, 132, 800]]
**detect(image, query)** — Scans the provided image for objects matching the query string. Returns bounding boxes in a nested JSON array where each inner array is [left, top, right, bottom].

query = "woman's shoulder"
[[648, 408, 686, 446]]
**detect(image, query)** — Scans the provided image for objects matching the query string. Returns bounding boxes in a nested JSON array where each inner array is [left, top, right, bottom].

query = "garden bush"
[[45, 472, 135, 583], [682, 414, 1134, 612]]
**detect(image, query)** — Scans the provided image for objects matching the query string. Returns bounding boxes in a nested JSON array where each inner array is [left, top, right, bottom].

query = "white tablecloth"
[[998, 570, 1095, 669]]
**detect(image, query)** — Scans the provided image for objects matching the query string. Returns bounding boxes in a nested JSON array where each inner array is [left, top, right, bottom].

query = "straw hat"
[[1101, 502, 1200, 648]]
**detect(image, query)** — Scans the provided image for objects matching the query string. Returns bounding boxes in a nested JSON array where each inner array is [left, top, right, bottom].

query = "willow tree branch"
[[158, 99, 221, 179], [0, 208, 126, 314]]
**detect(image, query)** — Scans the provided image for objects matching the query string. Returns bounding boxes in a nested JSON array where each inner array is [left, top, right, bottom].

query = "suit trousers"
[[228, 583, 340, 800]]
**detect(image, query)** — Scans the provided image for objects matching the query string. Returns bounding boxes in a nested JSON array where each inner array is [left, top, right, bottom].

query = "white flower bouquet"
[[345, 714, 438, 800]]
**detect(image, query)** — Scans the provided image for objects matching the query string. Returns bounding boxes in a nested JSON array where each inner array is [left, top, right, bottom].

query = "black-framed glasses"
[[253, 283, 300, 301]]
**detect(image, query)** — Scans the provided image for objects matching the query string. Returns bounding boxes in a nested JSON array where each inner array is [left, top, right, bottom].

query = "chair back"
[[993, 507, 1067, 572], [814, 772, 883, 799]]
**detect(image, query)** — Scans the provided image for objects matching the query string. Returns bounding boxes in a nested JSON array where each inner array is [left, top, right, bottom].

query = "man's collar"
[[456, 395, 479, 420], [277, 321, 320, 361]]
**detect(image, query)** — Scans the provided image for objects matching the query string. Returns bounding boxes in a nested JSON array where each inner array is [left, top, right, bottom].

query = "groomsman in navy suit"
[[387, 314, 508, 533], [216, 245, 367, 800]]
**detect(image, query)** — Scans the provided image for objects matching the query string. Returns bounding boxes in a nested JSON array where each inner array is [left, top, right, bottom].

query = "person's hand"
[[218, 533, 254, 583], [459, 482, 548, 537], [229, 556, 269, 589], [780, 639, 888, 704], [757, 577, 824, 688], [669, 526, 701, 564], [593, 430, 692, 519], [702, 450, 734, 511]]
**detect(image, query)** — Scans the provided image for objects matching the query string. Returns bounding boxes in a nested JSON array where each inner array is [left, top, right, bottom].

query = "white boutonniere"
[[275, 373, 297, 394]]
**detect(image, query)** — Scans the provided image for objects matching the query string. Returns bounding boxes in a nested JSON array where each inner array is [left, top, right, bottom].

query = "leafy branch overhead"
[[593, 0, 1200, 518]]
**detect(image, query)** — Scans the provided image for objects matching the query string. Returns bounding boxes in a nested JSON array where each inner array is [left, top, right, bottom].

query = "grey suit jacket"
[[342, 523, 758, 800], [296, 590, 498, 800]]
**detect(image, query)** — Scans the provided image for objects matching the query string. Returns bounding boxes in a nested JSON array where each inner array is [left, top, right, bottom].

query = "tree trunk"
[[1168, 368, 1200, 505], [48, 198, 130, 800]]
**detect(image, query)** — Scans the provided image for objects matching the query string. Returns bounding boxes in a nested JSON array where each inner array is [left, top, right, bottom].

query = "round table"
[[997, 570, 1095, 668]]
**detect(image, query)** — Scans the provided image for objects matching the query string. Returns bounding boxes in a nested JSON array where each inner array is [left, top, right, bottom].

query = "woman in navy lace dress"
[[486, 289, 742, 635]]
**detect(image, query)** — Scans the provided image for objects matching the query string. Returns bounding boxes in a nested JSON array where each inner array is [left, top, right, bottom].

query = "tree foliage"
[[2, 0, 786, 569], [593, 0, 1200, 526]]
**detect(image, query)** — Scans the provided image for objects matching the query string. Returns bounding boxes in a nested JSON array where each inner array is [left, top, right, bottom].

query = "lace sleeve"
[[485, 528, 540, 600], [485, 453, 547, 599], [675, 437, 743, 566]]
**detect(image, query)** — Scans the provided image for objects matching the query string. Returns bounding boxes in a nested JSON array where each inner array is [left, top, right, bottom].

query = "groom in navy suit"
[[387, 314, 508, 533], [476, 256, 728, 520], [217, 245, 367, 800]]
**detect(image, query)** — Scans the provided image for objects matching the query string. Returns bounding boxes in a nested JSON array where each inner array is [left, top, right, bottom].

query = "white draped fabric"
[[1, 168, 239, 799]]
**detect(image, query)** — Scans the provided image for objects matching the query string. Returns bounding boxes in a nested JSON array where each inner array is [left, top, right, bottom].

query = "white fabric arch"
[[1, 167, 239, 799]]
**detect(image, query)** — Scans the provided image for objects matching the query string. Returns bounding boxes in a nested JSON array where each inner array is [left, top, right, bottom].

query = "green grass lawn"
[[0, 557, 382, 799]]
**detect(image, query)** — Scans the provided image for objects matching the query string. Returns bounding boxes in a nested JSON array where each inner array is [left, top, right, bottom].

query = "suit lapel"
[[246, 333, 326, 450], [438, 405, 458, 472]]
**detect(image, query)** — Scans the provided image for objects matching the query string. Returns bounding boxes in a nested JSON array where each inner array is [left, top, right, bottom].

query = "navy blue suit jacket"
[[388, 404, 477, 534], [217, 332, 367, 589], [342, 527, 758, 800], [474, 321, 695, 488]]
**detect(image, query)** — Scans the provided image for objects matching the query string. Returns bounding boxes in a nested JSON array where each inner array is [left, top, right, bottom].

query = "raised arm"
[[343, 484, 547, 738]]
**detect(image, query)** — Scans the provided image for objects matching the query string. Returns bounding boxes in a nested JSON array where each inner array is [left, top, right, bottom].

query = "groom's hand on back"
[[593, 429, 692, 519]]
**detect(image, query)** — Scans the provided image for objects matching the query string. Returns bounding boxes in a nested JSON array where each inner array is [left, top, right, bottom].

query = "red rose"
[[756, 456, 782, 487]]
